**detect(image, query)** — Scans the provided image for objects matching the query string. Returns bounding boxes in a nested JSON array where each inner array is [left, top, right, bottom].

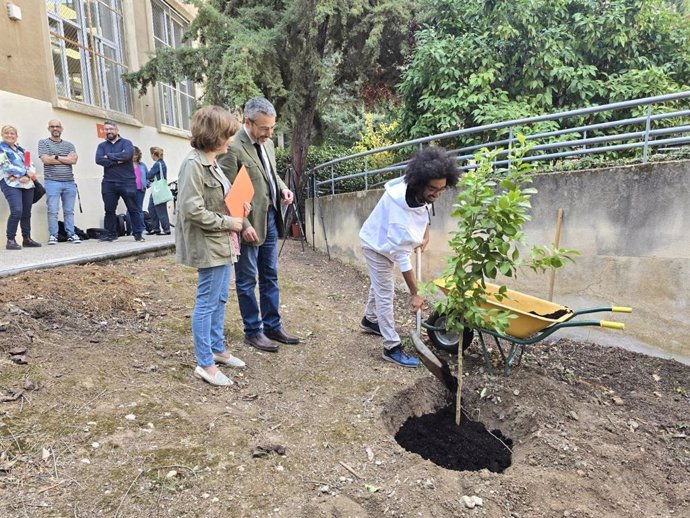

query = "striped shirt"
[[38, 138, 76, 182]]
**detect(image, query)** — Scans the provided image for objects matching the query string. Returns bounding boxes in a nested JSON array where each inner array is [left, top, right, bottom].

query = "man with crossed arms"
[[219, 97, 300, 352]]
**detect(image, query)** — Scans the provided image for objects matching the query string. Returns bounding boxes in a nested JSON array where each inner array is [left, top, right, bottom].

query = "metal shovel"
[[409, 248, 457, 392]]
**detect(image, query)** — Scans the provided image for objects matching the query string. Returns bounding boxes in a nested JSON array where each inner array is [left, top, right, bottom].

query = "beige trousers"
[[362, 246, 401, 350]]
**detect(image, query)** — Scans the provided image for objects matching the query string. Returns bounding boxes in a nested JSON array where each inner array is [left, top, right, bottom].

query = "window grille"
[[46, 0, 133, 115], [151, 0, 196, 131]]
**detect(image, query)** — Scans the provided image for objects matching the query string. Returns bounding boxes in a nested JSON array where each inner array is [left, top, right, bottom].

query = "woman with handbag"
[[176, 105, 249, 386], [146, 146, 171, 235], [0, 125, 42, 250]]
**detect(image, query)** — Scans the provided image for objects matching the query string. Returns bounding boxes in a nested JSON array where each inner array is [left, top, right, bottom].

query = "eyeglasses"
[[425, 185, 446, 194], [49, 125, 62, 128], [249, 120, 276, 132]]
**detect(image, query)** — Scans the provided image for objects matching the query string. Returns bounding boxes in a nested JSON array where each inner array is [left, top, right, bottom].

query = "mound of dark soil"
[[395, 404, 512, 472]]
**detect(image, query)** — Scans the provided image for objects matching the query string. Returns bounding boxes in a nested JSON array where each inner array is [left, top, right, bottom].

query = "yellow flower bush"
[[352, 114, 399, 171]]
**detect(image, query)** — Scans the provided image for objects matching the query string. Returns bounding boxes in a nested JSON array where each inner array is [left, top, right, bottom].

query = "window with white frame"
[[46, 0, 132, 115], [151, 0, 196, 131]]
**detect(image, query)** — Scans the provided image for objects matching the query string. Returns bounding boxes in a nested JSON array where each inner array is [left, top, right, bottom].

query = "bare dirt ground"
[[0, 241, 688, 518]]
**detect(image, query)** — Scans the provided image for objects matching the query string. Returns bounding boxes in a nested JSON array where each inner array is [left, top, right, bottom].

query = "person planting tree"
[[359, 146, 460, 368]]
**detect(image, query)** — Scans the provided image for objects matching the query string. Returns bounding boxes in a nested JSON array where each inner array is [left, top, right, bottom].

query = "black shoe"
[[245, 333, 279, 352], [22, 238, 42, 248], [146, 230, 160, 235], [6, 239, 21, 250], [264, 328, 300, 344], [99, 235, 118, 242], [161, 231, 171, 235], [134, 234, 145, 242], [360, 317, 382, 336]]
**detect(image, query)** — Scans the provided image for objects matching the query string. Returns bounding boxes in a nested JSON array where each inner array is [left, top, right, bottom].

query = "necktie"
[[254, 142, 277, 208]]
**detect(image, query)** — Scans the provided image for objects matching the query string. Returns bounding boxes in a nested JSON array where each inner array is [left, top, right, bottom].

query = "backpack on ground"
[[86, 228, 108, 240], [116, 213, 132, 236], [57, 221, 90, 241]]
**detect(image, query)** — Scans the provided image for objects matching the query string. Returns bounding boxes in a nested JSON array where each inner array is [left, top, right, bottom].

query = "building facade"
[[0, 0, 197, 239]]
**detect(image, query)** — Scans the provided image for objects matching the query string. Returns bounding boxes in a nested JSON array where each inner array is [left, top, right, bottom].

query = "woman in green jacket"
[[176, 106, 249, 386]]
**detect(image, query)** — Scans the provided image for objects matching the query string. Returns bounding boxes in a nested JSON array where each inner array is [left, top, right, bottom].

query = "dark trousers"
[[0, 181, 34, 240], [128, 189, 146, 232], [148, 196, 171, 232], [101, 181, 145, 238]]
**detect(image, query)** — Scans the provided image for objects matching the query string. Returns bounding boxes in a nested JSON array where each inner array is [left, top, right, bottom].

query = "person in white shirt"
[[359, 146, 459, 367]]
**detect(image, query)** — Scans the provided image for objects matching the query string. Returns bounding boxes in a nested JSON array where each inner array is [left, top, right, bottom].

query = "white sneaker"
[[67, 234, 81, 244], [48, 235, 58, 245], [213, 352, 246, 368], [194, 366, 233, 386]]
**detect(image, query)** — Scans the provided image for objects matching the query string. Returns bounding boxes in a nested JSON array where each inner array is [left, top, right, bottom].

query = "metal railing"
[[307, 90, 690, 198]]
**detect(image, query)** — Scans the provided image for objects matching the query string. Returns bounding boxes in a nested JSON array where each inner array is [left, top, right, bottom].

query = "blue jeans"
[[148, 196, 171, 232], [0, 180, 33, 240], [128, 189, 146, 231], [234, 207, 281, 337], [101, 181, 145, 238], [192, 264, 232, 367], [45, 180, 77, 237]]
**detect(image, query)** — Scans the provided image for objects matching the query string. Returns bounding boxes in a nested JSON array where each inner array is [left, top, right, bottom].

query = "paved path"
[[0, 233, 175, 278]]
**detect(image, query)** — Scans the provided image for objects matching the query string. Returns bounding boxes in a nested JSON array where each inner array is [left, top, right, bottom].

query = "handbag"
[[32, 179, 46, 204], [151, 176, 174, 205]]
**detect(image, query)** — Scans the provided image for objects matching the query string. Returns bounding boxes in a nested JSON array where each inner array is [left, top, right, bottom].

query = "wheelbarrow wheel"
[[426, 312, 474, 354]]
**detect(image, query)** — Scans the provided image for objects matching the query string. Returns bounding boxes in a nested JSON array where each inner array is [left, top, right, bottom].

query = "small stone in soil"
[[23, 379, 39, 391], [462, 495, 484, 508]]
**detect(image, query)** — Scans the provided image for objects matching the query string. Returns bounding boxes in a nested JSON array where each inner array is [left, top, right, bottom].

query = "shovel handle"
[[415, 248, 422, 333]]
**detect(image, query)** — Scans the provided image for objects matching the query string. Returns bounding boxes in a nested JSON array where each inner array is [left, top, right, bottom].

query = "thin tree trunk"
[[289, 95, 316, 189], [455, 347, 463, 425], [288, 15, 329, 189]]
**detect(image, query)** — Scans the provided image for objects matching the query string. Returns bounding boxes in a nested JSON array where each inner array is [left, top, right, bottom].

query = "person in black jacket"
[[95, 120, 145, 242]]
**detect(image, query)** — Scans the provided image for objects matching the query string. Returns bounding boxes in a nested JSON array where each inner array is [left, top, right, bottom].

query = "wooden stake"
[[339, 461, 363, 479], [547, 208, 564, 301], [455, 334, 463, 426]]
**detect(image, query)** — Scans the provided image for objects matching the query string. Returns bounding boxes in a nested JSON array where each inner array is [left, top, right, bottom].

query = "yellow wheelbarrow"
[[413, 278, 632, 379]]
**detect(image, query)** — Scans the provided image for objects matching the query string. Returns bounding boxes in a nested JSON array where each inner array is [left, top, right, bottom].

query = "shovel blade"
[[411, 332, 457, 392]]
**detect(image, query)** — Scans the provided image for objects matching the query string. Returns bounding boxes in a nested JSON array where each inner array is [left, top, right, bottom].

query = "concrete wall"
[[307, 160, 690, 362], [0, 1, 196, 239]]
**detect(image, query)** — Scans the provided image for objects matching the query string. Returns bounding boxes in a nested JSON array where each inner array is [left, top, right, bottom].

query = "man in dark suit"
[[218, 97, 300, 352]]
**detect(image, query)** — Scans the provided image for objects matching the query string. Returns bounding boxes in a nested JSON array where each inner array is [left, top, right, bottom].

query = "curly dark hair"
[[404, 146, 459, 195]]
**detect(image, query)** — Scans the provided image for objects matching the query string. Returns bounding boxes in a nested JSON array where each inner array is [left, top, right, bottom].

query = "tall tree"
[[124, 0, 413, 183], [397, 0, 690, 138]]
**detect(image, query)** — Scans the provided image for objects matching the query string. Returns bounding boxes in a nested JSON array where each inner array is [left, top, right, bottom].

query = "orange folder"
[[225, 165, 254, 217]]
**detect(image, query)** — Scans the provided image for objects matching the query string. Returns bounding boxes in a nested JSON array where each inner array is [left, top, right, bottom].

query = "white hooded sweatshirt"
[[359, 177, 430, 273]]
